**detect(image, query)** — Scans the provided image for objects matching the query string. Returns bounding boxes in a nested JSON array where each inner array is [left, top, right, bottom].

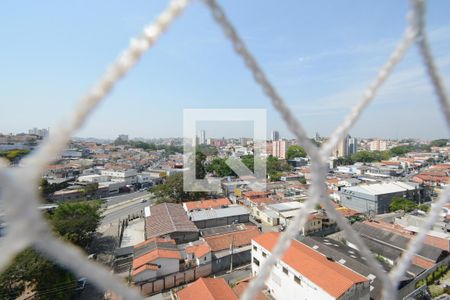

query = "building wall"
[[166, 231, 199, 244], [252, 241, 369, 300], [155, 258, 180, 277], [134, 269, 157, 283], [211, 250, 251, 273], [340, 190, 378, 214], [193, 214, 249, 229]]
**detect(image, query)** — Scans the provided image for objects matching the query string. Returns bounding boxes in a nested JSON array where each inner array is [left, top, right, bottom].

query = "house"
[[145, 203, 199, 244], [189, 205, 250, 229], [232, 278, 268, 300], [252, 232, 370, 300], [176, 277, 238, 300], [203, 224, 261, 273], [131, 237, 181, 283], [185, 241, 212, 267]]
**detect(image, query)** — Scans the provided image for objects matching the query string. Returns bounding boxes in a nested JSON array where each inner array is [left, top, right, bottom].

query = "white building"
[[78, 174, 110, 183], [100, 169, 137, 184], [370, 140, 387, 151], [200, 130, 206, 145], [252, 232, 370, 300]]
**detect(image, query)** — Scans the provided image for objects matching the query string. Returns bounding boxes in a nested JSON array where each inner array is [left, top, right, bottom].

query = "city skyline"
[[1, 1, 449, 140]]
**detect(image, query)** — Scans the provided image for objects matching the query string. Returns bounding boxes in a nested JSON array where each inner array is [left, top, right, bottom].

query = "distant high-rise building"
[[271, 130, 280, 141], [347, 136, 357, 155], [200, 130, 206, 145], [315, 132, 320, 142], [370, 139, 387, 151], [332, 134, 355, 157], [28, 127, 49, 138], [272, 140, 287, 159], [117, 134, 129, 142]]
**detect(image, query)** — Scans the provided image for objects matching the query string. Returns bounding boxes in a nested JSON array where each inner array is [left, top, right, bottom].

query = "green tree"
[[195, 151, 206, 179], [389, 197, 417, 212], [206, 158, 235, 177], [418, 204, 431, 212], [82, 182, 99, 197], [50, 201, 102, 248], [430, 139, 448, 147], [335, 156, 354, 166], [389, 145, 414, 156], [0, 201, 101, 299], [196, 144, 218, 157], [151, 173, 206, 203], [39, 179, 69, 201], [0, 248, 76, 300], [0, 149, 31, 163], [286, 145, 307, 159], [351, 150, 391, 163]]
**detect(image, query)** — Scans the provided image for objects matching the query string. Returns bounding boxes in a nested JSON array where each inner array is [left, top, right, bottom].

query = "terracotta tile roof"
[[185, 243, 211, 258], [336, 207, 361, 218], [248, 197, 277, 205], [134, 237, 176, 249], [145, 203, 198, 239], [205, 225, 261, 252], [253, 232, 368, 298], [131, 264, 159, 276], [184, 198, 230, 211], [132, 249, 181, 270], [233, 278, 267, 300], [326, 178, 339, 185], [177, 277, 238, 300], [243, 191, 271, 199]]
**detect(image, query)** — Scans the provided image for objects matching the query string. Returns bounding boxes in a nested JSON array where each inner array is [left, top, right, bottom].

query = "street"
[[104, 190, 149, 206]]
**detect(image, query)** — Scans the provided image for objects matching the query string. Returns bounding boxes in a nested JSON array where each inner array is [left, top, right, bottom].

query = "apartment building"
[[369, 140, 387, 151]]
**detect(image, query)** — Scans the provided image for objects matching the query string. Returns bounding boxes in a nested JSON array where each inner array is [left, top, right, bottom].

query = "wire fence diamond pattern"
[[0, 0, 448, 299]]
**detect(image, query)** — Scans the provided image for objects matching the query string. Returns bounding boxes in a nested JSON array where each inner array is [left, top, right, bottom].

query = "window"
[[283, 267, 288, 275], [253, 257, 260, 266], [253, 245, 257, 251], [262, 251, 267, 258], [294, 276, 301, 285]]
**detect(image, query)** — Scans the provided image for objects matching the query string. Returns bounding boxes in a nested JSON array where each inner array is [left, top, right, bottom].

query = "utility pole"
[[229, 234, 235, 273]]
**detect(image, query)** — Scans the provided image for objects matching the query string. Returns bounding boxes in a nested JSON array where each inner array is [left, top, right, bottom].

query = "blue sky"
[[1, 0, 449, 140]]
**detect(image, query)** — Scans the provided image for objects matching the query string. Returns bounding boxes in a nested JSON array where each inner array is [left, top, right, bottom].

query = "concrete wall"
[[138, 263, 212, 296], [211, 251, 251, 273], [167, 231, 199, 244]]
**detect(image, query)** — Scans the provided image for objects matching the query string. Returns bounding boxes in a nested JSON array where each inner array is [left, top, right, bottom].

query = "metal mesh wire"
[[0, 0, 448, 299]]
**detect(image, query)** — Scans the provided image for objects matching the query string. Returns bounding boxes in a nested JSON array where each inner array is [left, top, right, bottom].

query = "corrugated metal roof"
[[189, 205, 249, 222]]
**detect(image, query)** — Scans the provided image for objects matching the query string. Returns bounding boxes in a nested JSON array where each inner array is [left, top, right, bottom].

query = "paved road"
[[104, 191, 149, 206], [102, 201, 150, 224]]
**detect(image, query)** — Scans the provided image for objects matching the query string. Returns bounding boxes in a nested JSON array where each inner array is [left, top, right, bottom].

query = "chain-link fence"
[[0, 0, 448, 299]]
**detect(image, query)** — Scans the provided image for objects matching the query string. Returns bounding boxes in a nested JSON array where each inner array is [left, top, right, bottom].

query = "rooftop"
[[341, 181, 418, 196], [205, 225, 260, 252], [253, 232, 368, 298], [183, 198, 230, 212], [177, 277, 238, 300], [189, 205, 249, 222], [145, 203, 198, 239]]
